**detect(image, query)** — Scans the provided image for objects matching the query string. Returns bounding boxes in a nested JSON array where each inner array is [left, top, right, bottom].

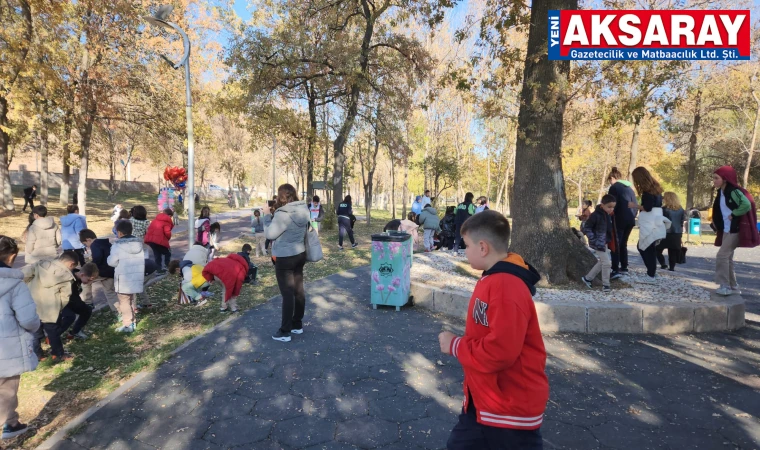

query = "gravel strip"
[[410, 251, 712, 304]]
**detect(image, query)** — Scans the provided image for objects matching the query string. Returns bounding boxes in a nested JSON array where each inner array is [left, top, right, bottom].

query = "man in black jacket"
[[606, 169, 638, 279], [22, 185, 37, 212]]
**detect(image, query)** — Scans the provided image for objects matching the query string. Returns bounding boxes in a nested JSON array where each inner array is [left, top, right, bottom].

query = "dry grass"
[[9, 208, 392, 449], [0, 186, 234, 249]]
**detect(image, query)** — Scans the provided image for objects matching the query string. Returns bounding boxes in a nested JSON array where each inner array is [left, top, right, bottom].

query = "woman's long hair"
[[663, 192, 682, 210], [275, 184, 299, 210], [200, 206, 210, 219], [631, 167, 663, 196], [343, 195, 352, 205]]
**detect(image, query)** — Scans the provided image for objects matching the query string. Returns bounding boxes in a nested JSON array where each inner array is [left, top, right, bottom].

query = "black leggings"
[[638, 242, 658, 277], [656, 233, 682, 270], [338, 216, 355, 246], [148, 243, 171, 270], [611, 224, 634, 272], [275, 252, 307, 333], [33, 323, 64, 358]]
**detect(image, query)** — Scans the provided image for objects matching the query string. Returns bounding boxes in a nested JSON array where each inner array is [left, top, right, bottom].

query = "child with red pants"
[[202, 253, 249, 312]]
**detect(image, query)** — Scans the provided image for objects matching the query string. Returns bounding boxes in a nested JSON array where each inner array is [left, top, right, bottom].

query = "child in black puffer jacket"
[[581, 195, 617, 293]]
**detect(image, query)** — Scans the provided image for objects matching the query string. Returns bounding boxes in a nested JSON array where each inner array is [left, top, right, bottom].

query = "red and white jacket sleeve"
[[450, 292, 530, 373]]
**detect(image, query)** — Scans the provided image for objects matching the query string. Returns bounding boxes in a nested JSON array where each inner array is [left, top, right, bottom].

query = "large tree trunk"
[[306, 84, 317, 196], [627, 115, 642, 180], [77, 116, 94, 216], [39, 129, 49, 205], [323, 107, 330, 206], [686, 90, 702, 210], [0, 97, 15, 211], [510, 0, 595, 285], [390, 153, 396, 219], [402, 154, 408, 218], [744, 91, 760, 187], [332, 7, 375, 206], [60, 114, 73, 205]]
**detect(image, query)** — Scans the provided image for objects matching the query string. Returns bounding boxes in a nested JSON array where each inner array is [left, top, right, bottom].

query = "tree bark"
[[744, 90, 760, 187], [39, 129, 49, 205], [686, 90, 702, 210], [332, 3, 375, 206], [627, 115, 642, 180], [306, 83, 317, 197], [390, 152, 396, 219], [510, 0, 595, 285], [0, 97, 15, 211], [78, 116, 94, 216], [60, 114, 73, 205]]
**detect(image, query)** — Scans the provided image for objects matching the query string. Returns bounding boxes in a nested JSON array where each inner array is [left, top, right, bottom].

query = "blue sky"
[[232, 0, 252, 22]]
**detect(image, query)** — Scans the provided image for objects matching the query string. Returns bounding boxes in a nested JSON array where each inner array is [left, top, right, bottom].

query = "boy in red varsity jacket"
[[438, 210, 549, 450]]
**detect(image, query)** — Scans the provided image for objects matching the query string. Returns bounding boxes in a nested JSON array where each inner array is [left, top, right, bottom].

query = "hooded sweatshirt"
[[411, 196, 423, 215], [608, 180, 638, 227], [144, 213, 174, 248], [195, 217, 211, 246], [202, 254, 249, 301], [0, 266, 40, 378], [22, 259, 74, 323], [25, 216, 62, 264], [265, 200, 311, 257], [712, 166, 759, 248], [183, 244, 209, 266], [449, 253, 548, 430], [60, 214, 87, 250], [418, 205, 441, 231], [108, 236, 146, 294]]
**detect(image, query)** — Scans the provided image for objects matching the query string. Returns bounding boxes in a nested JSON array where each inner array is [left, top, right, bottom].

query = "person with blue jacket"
[[606, 167, 638, 280], [60, 205, 87, 266], [411, 196, 424, 215]]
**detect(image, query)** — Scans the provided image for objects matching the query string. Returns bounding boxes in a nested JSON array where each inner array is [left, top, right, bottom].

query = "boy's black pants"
[[33, 323, 64, 358], [60, 296, 92, 335], [245, 265, 258, 283], [447, 396, 543, 450], [148, 243, 171, 270]]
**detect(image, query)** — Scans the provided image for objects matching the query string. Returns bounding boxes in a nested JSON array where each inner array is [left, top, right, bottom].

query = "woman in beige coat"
[[24, 206, 61, 264], [0, 236, 41, 440]]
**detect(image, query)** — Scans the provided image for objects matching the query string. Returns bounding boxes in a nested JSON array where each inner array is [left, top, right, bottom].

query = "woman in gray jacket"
[[0, 236, 41, 440], [265, 184, 310, 343]]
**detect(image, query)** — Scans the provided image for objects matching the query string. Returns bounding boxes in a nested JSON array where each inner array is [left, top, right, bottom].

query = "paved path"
[[49, 259, 760, 449]]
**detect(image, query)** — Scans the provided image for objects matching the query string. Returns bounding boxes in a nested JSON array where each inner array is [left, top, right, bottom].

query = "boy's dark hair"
[[80, 262, 99, 278], [312, 195, 320, 203], [32, 205, 47, 217], [446, 206, 455, 214], [423, 203, 431, 209], [132, 205, 148, 220], [407, 212, 416, 221], [0, 236, 19, 261], [460, 210, 510, 253], [79, 229, 97, 242], [583, 200, 593, 207], [66, 204, 79, 214], [267, 200, 276, 207], [210, 222, 221, 233], [116, 220, 133, 236], [58, 251, 79, 265], [425, 189, 430, 194], [254, 209, 260, 216], [464, 192, 474, 203], [33, 184, 37, 188], [601, 194, 616, 205], [167, 259, 181, 275], [242, 244, 252, 252], [163, 208, 174, 216], [118, 209, 130, 220]]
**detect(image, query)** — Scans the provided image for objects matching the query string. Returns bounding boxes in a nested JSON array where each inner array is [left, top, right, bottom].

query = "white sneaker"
[[715, 286, 732, 296], [115, 324, 135, 333], [291, 328, 303, 335], [639, 276, 658, 285]]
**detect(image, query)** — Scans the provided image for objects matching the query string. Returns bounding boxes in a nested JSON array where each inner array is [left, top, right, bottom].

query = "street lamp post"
[[144, 5, 195, 252]]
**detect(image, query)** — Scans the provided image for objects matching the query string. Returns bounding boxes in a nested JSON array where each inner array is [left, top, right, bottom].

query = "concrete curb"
[[35, 312, 244, 450], [410, 281, 745, 334]]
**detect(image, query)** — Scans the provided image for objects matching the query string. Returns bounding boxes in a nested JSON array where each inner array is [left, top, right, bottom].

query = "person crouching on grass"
[[108, 221, 145, 333], [437, 210, 548, 450], [168, 259, 212, 306], [202, 253, 250, 313]]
